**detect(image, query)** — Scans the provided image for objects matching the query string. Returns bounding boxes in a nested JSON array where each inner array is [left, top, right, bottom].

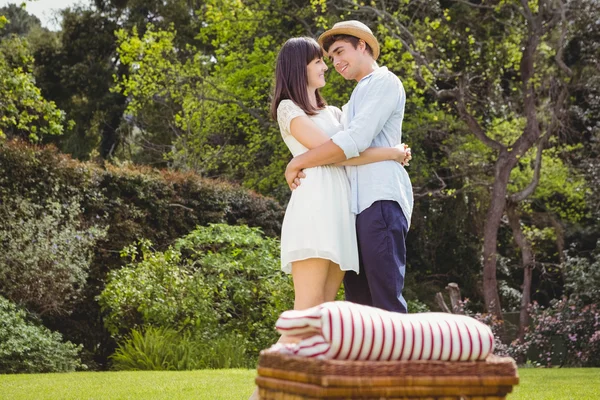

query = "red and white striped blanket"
[[272, 301, 494, 361]]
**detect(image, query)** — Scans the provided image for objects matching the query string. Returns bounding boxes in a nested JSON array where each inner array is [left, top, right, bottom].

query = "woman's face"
[[306, 57, 328, 90]]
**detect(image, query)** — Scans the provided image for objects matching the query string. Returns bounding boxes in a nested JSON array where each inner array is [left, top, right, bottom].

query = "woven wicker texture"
[[256, 352, 519, 399]]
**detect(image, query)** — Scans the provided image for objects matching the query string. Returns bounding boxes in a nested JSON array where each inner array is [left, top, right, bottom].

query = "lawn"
[[1, 368, 599, 399]]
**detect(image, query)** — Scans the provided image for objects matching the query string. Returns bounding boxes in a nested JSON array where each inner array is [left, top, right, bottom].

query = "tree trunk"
[[446, 283, 463, 314], [506, 203, 534, 342], [482, 154, 516, 319]]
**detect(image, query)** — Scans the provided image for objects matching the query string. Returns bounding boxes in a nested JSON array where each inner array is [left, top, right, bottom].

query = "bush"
[[110, 327, 249, 370], [0, 140, 284, 367], [0, 196, 107, 315], [521, 298, 600, 367], [99, 224, 294, 364], [0, 296, 82, 373], [564, 239, 600, 304]]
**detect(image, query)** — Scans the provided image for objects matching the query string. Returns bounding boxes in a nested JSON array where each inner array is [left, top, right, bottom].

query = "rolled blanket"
[[272, 301, 494, 361]]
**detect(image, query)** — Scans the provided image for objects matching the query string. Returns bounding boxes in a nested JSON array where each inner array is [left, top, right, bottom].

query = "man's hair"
[[271, 37, 327, 120], [322, 34, 374, 58]]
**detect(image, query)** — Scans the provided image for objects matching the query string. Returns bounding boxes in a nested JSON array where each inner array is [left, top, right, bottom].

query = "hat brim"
[[318, 27, 380, 60]]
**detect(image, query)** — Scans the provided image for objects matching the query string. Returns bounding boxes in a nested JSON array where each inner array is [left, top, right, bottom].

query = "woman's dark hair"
[[271, 37, 327, 120]]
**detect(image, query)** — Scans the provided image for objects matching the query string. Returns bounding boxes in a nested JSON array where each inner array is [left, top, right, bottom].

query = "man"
[[285, 20, 413, 313]]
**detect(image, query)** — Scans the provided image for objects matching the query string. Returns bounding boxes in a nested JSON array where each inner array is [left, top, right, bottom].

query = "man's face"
[[327, 39, 367, 81]]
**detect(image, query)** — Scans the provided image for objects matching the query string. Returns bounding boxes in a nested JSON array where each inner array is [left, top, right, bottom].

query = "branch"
[[509, 82, 569, 202], [435, 292, 452, 313], [451, 0, 495, 10], [554, 0, 573, 77], [456, 80, 504, 151], [509, 132, 548, 203]]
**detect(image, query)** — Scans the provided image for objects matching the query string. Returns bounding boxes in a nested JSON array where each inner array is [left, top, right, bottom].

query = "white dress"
[[277, 99, 359, 274]]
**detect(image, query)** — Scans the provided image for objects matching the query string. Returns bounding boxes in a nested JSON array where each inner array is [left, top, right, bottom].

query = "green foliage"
[[0, 28, 66, 142], [0, 4, 42, 37], [30, 7, 125, 159], [110, 326, 249, 371], [113, 1, 317, 201], [564, 240, 600, 304], [100, 224, 293, 363], [0, 140, 284, 367], [0, 296, 82, 373], [0, 195, 107, 316]]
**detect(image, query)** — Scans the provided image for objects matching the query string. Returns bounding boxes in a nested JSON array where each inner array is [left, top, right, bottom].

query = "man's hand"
[[285, 158, 306, 190]]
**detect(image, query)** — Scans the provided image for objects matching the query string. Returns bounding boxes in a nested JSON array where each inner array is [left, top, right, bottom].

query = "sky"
[[0, 0, 88, 31]]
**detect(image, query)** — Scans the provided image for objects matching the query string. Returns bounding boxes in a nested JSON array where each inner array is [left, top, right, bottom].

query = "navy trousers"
[[343, 200, 408, 313]]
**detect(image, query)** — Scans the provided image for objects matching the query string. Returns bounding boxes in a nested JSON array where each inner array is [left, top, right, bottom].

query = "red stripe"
[[436, 320, 444, 360], [355, 310, 366, 359], [473, 325, 483, 360], [488, 329, 494, 355], [388, 317, 396, 361], [326, 307, 333, 342], [477, 325, 484, 360], [427, 320, 435, 360], [465, 322, 474, 360], [375, 313, 386, 361], [346, 306, 356, 360], [454, 320, 463, 360], [417, 320, 425, 360], [307, 348, 330, 358], [407, 320, 416, 360], [444, 320, 453, 361], [276, 324, 310, 331], [278, 315, 321, 320], [296, 341, 328, 350], [365, 312, 376, 360], [399, 319, 406, 359], [332, 304, 345, 359]]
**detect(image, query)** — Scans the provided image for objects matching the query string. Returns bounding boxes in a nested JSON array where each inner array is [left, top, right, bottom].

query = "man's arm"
[[285, 71, 404, 188], [285, 140, 345, 189]]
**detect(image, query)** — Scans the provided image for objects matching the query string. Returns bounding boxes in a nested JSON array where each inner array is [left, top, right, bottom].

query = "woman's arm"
[[289, 116, 331, 149], [335, 144, 412, 166]]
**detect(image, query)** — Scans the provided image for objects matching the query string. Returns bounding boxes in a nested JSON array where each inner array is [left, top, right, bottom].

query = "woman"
[[272, 37, 410, 314]]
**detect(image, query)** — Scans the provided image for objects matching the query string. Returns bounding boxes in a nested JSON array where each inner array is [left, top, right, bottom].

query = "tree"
[[0, 3, 41, 37], [114, 0, 321, 200], [312, 0, 600, 317], [30, 7, 126, 159], [0, 15, 66, 142]]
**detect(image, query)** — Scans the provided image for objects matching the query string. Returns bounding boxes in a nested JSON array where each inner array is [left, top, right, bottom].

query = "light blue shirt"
[[331, 66, 413, 228]]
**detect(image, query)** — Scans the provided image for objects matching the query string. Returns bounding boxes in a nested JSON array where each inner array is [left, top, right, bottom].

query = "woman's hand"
[[394, 143, 412, 166]]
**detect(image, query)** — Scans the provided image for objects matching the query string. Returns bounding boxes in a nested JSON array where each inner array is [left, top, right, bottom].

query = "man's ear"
[[358, 39, 366, 53]]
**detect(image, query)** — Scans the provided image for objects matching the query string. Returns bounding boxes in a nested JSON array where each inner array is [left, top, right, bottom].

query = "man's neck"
[[354, 61, 378, 82]]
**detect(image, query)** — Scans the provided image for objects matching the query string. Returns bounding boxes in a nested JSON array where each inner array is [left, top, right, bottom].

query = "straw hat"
[[318, 20, 380, 60]]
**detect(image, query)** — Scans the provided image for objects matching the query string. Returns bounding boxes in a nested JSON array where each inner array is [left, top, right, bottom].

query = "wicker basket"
[[256, 352, 519, 399]]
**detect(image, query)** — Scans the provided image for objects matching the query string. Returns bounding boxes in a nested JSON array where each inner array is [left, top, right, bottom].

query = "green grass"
[[512, 368, 600, 399], [0, 369, 256, 400], [0, 368, 599, 399]]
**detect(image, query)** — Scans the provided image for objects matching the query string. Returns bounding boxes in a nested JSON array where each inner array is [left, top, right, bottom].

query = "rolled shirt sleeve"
[[331, 71, 402, 159]]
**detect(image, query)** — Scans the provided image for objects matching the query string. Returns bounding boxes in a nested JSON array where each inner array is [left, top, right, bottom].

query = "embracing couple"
[[249, 19, 414, 400], [275, 20, 413, 314]]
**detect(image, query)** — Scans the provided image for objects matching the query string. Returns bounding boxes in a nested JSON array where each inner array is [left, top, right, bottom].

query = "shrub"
[[0, 140, 284, 367], [563, 240, 600, 304], [0, 296, 82, 373], [0, 196, 107, 315], [99, 224, 294, 364], [110, 327, 249, 370], [522, 298, 600, 367]]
